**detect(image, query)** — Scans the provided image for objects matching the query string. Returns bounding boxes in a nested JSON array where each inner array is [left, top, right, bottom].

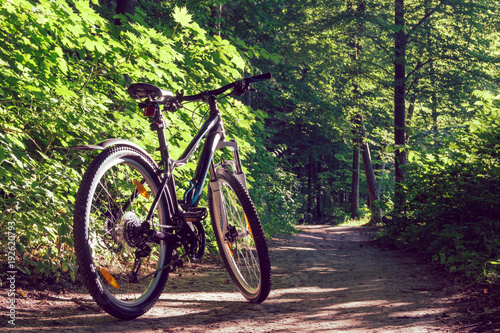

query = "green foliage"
[[248, 144, 302, 235], [383, 90, 500, 282], [0, 0, 291, 282]]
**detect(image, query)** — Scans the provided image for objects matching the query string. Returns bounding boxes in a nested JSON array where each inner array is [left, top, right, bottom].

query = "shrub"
[[384, 90, 500, 282]]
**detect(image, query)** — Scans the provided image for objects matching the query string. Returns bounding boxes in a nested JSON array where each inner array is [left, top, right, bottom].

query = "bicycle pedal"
[[182, 207, 208, 222]]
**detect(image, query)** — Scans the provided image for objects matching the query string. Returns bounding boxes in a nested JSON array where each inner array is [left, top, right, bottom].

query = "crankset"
[[180, 207, 207, 262]]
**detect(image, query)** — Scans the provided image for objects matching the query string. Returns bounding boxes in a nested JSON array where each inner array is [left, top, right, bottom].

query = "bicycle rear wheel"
[[73, 145, 172, 319], [208, 167, 271, 303]]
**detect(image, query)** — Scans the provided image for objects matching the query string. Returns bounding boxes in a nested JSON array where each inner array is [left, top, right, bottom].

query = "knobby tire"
[[73, 145, 172, 319], [208, 167, 271, 303]]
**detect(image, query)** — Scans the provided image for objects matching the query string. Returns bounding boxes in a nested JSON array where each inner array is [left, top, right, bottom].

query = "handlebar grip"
[[247, 72, 272, 83]]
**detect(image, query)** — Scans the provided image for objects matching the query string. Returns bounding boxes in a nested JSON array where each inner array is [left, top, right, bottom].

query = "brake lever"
[[231, 79, 251, 97]]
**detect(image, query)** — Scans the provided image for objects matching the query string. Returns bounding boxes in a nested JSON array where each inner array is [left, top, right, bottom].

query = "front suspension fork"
[[214, 139, 248, 191]]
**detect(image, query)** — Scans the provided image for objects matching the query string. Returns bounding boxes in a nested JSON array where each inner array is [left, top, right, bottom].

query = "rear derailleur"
[[119, 208, 207, 282]]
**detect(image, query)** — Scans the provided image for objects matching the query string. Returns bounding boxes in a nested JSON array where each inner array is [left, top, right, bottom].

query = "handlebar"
[[246, 72, 273, 83], [130, 73, 272, 113], [178, 72, 273, 103]]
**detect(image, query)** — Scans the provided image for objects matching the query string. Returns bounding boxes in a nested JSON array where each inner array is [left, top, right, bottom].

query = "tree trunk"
[[359, 116, 382, 224], [307, 154, 313, 221], [430, 60, 438, 131], [394, 0, 407, 216], [349, 1, 366, 219], [348, 0, 366, 221], [115, 0, 137, 24], [210, 4, 222, 37], [316, 160, 322, 220], [350, 117, 361, 220], [424, 3, 438, 132]]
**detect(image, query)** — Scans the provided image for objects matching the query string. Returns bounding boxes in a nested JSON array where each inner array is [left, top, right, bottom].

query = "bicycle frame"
[[74, 96, 245, 243], [143, 95, 245, 234]]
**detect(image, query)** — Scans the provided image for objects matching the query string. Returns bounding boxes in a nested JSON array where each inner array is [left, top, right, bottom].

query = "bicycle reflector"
[[133, 179, 150, 199], [245, 215, 254, 239], [100, 267, 120, 289], [144, 106, 155, 116], [225, 241, 233, 256]]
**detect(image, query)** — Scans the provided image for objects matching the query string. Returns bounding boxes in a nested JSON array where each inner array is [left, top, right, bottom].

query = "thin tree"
[[393, 0, 406, 216], [115, 0, 136, 25]]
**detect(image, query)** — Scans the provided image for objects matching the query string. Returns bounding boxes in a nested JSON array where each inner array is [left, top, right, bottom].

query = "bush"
[[384, 90, 500, 283]]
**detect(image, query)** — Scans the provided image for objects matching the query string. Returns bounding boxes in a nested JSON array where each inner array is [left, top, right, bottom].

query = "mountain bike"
[[72, 73, 273, 319]]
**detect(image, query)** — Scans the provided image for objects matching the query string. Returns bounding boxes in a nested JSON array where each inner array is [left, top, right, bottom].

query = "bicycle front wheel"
[[208, 167, 271, 303], [73, 145, 172, 319]]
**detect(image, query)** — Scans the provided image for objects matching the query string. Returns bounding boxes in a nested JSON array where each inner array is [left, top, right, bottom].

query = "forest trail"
[[2, 225, 467, 332]]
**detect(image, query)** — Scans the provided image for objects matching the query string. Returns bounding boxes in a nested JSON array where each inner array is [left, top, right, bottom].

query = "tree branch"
[[410, 0, 447, 32]]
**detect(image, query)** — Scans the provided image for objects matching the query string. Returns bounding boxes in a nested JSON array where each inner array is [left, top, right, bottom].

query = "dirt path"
[[2, 225, 467, 332]]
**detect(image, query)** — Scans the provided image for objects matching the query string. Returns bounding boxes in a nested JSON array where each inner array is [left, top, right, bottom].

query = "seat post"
[[150, 104, 170, 171]]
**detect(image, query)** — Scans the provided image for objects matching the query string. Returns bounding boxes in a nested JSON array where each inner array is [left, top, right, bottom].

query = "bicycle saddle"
[[128, 83, 174, 100]]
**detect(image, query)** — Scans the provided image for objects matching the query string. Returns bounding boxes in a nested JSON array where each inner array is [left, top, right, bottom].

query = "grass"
[[337, 208, 373, 227], [338, 216, 371, 227]]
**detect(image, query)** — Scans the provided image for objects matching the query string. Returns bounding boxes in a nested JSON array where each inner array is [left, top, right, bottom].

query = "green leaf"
[[7, 134, 26, 149], [173, 6, 192, 27]]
